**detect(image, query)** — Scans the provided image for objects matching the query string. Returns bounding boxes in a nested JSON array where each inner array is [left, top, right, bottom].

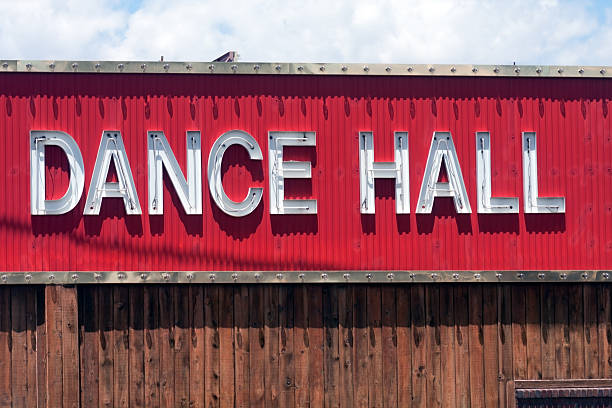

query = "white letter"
[[269, 131, 317, 214], [148, 131, 202, 215], [359, 131, 409, 214], [84, 131, 141, 215], [30, 130, 85, 215], [416, 131, 471, 213], [207, 130, 263, 217], [522, 132, 565, 213], [476, 132, 518, 213]]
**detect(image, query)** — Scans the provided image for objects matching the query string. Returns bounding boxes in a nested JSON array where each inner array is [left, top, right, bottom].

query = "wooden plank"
[[454, 286, 470, 408], [382, 286, 398, 408], [80, 286, 99, 408], [308, 285, 324, 407], [425, 285, 441, 408], [439, 285, 455, 408], [250, 285, 265, 407], [396, 286, 412, 408], [113, 286, 129, 408], [174, 286, 190, 407], [568, 284, 585, 378], [353, 285, 368, 408], [323, 285, 339, 408], [158, 285, 175, 407], [62, 285, 79, 408], [411, 284, 427, 408], [468, 285, 484, 408], [540, 285, 555, 380], [525, 285, 542, 380], [553, 285, 570, 379], [583, 284, 598, 378], [219, 285, 235, 408], [0, 288, 10, 407], [36, 286, 47, 408], [98, 285, 114, 408], [511, 285, 526, 379], [498, 285, 513, 408], [234, 284, 250, 407], [514, 379, 612, 388], [367, 285, 383, 408], [482, 285, 498, 408], [25, 288, 37, 408], [11, 287, 27, 407], [144, 286, 160, 407], [264, 285, 280, 407], [46, 285, 63, 407], [129, 286, 145, 407], [189, 285, 205, 408], [338, 285, 354, 407], [204, 286, 221, 407], [293, 285, 309, 408], [280, 286, 296, 407], [598, 284, 612, 377]]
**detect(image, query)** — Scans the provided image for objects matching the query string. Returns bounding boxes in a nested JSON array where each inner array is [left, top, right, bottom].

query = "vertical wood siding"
[[0, 283, 611, 407]]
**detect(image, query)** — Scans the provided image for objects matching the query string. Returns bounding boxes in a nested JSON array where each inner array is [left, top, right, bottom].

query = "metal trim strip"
[[0, 60, 611, 78], [0, 270, 610, 284]]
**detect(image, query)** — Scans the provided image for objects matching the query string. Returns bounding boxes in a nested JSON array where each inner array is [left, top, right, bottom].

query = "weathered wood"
[[498, 285, 513, 408], [338, 285, 354, 408], [265, 285, 280, 407], [0, 288, 10, 407], [98, 285, 114, 408], [113, 286, 129, 408], [598, 284, 612, 377], [308, 285, 324, 407], [367, 285, 383, 408], [219, 285, 235, 408], [189, 285, 205, 408], [353, 285, 368, 408], [439, 285, 455, 408], [250, 285, 265, 408], [382, 286, 397, 408], [425, 285, 441, 408], [143, 286, 160, 407], [159, 285, 175, 407], [396, 286, 412, 408], [234, 285, 250, 407], [280, 286, 296, 407], [46, 285, 63, 408], [25, 288, 37, 408], [128, 286, 145, 407], [411, 285, 427, 408], [511, 285, 527, 380], [323, 285, 340, 407], [454, 285, 470, 408], [204, 286, 220, 407], [80, 286, 99, 408], [540, 285, 555, 379], [293, 285, 309, 407], [482, 285, 498, 408], [468, 285, 484, 408], [525, 285, 542, 380], [553, 285, 570, 379], [36, 286, 47, 408], [11, 287, 27, 407], [568, 284, 585, 378], [583, 284, 599, 378], [174, 285, 190, 407]]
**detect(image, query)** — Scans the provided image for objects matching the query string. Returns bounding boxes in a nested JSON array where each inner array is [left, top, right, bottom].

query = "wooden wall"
[[0, 284, 611, 407]]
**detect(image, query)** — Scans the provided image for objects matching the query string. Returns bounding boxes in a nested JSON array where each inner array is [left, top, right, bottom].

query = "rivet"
[[385, 66, 391, 72], [472, 66, 478, 73], [297, 65, 304, 71], [1, 62, 8, 68], [450, 66, 456, 73], [428, 66, 435, 73], [409, 273, 416, 279], [538, 272, 545, 280], [276, 273, 284, 280], [366, 273, 373, 280], [578, 68, 584, 74], [94, 273, 102, 280], [231, 273, 239, 281], [517, 272, 525, 280], [26, 63, 32, 70], [298, 273, 305, 280], [49, 62, 55, 70], [275, 65, 282, 71], [341, 66, 348, 72], [140, 273, 147, 280], [95, 63, 101, 70], [535, 67, 542, 74], [496, 272, 503, 279], [253, 64, 260, 71], [230, 64, 237, 72], [387, 273, 394, 280], [117, 63, 124, 70], [185, 64, 192, 71], [209, 273, 216, 281], [186, 272, 194, 280], [24, 274, 32, 282], [162, 273, 170, 281], [560, 273, 568, 280], [431, 273, 438, 280], [493, 66, 500, 73], [163, 63, 170, 70], [208, 64, 215, 71], [254, 273, 261, 280], [140, 63, 146, 71], [557, 67, 564, 74], [72, 273, 79, 281], [452, 273, 460, 280], [343, 273, 350, 280], [601, 68, 607, 75], [407, 66, 413, 72], [603, 272, 610, 280], [319, 66, 326, 72], [1, 275, 7, 282], [48, 274, 55, 281], [582, 272, 589, 280], [474, 273, 481, 280], [71, 62, 78, 70], [321, 273, 328, 280]]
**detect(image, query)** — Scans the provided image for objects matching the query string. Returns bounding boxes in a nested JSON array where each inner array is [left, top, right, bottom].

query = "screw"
[[601, 68, 607, 75], [319, 66, 326, 72], [117, 63, 124, 70], [1, 62, 8, 68], [276, 273, 284, 280], [298, 273, 305, 280], [141, 63, 147, 70], [560, 273, 568, 280], [452, 273, 460, 280], [186, 272, 194, 280], [209, 273, 216, 281], [428, 66, 435, 73], [297, 66, 304, 71], [95, 63, 101, 70], [49, 63, 55, 70], [472, 66, 478, 73], [450, 66, 456, 73], [140, 273, 147, 280], [230, 65, 237, 71], [71, 63, 78, 69], [557, 67, 564, 74], [578, 68, 584, 74], [48, 274, 55, 281], [321, 273, 328, 280], [407, 66, 413, 72], [409, 273, 416, 279], [275, 65, 282, 71], [94, 273, 102, 280], [343, 273, 350, 280], [254, 273, 261, 280], [538, 273, 545, 279], [341, 66, 348, 72], [231, 273, 239, 281], [603, 272, 610, 280], [253, 64, 260, 71], [208, 64, 215, 71], [1, 275, 7, 282], [24, 274, 32, 282], [26, 63, 32, 70], [493, 67, 500, 73], [162, 273, 170, 281], [431, 273, 439, 280], [517, 273, 525, 279], [72, 274, 79, 281], [387, 273, 395, 280], [185, 64, 192, 70], [385, 66, 391, 72], [366, 273, 373, 280], [535, 67, 542, 74], [582, 272, 589, 280]]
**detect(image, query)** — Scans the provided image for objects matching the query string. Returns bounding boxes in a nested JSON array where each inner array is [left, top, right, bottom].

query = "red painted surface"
[[0, 72, 610, 271]]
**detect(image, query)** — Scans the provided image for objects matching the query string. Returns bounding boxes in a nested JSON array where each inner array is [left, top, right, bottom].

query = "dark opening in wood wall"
[[0, 284, 611, 407]]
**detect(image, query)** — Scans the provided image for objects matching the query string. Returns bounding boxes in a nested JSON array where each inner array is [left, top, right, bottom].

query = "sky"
[[0, 0, 611, 66]]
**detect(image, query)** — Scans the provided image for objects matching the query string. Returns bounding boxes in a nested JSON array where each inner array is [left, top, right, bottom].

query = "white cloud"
[[0, 0, 610, 65]]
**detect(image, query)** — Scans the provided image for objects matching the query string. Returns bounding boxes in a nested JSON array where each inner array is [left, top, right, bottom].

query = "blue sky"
[[1, 0, 611, 65]]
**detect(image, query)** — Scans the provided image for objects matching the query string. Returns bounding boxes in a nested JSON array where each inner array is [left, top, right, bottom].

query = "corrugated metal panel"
[[1, 72, 611, 272]]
